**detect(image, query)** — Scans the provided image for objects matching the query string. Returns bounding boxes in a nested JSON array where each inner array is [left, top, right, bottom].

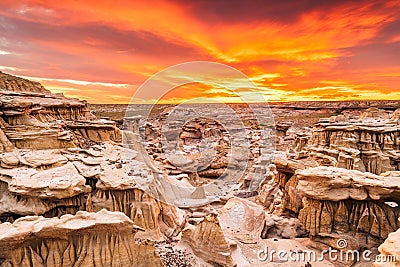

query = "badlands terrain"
[[0, 71, 399, 266]]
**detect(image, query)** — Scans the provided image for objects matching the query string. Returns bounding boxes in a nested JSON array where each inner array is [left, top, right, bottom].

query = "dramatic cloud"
[[0, 0, 399, 103]]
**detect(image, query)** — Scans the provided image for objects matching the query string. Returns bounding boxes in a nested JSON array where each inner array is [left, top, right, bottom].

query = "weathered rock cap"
[[0, 209, 143, 246], [296, 166, 400, 202]]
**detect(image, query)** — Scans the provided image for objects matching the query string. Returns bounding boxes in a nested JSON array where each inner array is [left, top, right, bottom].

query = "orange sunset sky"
[[0, 0, 400, 103]]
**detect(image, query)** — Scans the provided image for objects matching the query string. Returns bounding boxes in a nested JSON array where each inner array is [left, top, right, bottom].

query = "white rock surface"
[[296, 166, 400, 201], [4, 163, 88, 199]]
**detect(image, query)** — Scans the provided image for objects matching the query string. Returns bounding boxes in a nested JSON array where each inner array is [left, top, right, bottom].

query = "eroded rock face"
[[179, 195, 308, 266], [0, 180, 87, 221], [143, 115, 233, 179], [0, 73, 180, 243], [0, 161, 90, 220], [373, 224, 400, 267], [181, 214, 234, 267], [3, 163, 88, 199], [296, 166, 400, 202], [299, 198, 400, 247], [296, 167, 400, 247], [219, 197, 266, 243], [266, 110, 400, 251], [138, 106, 270, 188], [0, 72, 121, 150], [66, 120, 122, 143], [261, 214, 306, 239], [4, 125, 77, 150], [0, 72, 47, 92], [258, 156, 317, 214], [308, 109, 400, 175], [92, 188, 179, 240], [265, 122, 400, 252], [3, 72, 399, 265], [0, 128, 13, 153], [0, 209, 164, 267], [0, 144, 180, 241]]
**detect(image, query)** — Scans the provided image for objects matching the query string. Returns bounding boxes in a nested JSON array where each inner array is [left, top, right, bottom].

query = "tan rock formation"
[[181, 213, 234, 267], [0, 139, 179, 241], [0, 128, 13, 153], [308, 109, 400, 174], [296, 167, 400, 247], [373, 224, 400, 266], [92, 188, 179, 240], [4, 125, 77, 150], [259, 156, 317, 214], [0, 72, 124, 150], [261, 214, 306, 239], [0, 180, 85, 220], [18, 149, 68, 169], [0, 209, 164, 267], [0, 71, 48, 92], [296, 166, 400, 202], [66, 120, 122, 143], [0, 161, 90, 220], [219, 197, 266, 243], [2, 163, 89, 199], [276, 121, 292, 137], [0, 73, 183, 265], [360, 107, 389, 120]]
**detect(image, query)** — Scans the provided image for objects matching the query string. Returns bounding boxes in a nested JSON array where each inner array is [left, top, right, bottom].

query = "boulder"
[[3, 162, 89, 199]]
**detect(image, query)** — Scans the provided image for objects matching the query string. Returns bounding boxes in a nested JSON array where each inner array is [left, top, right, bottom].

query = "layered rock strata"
[[136, 106, 271, 186], [308, 108, 400, 175], [296, 167, 400, 247], [0, 159, 90, 221]]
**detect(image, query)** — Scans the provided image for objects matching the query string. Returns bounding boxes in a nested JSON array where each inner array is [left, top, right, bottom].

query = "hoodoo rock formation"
[[308, 108, 400, 175], [0, 209, 164, 267], [0, 72, 121, 151], [181, 213, 235, 267], [373, 220, 400, 266]]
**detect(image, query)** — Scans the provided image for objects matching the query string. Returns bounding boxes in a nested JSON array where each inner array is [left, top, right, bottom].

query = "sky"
[[0, 0, 400, 103]]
